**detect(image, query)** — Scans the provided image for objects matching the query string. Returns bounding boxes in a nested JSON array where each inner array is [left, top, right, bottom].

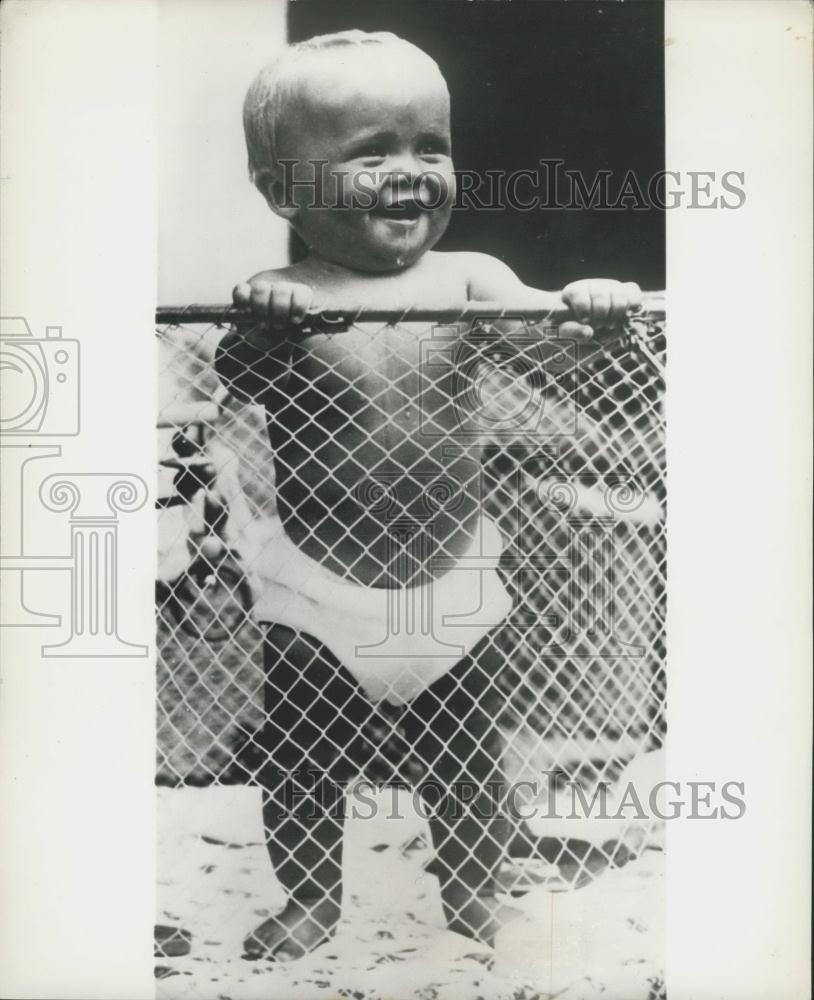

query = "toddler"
[[215, 30, 640, 961]]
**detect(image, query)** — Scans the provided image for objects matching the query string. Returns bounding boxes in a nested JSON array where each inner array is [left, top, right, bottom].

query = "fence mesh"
[[156, 299, 665, 951]]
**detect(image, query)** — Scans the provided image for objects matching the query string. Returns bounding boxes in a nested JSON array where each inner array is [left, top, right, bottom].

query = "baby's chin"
[[303, 211, 449, 273], [312, 238, 432, 274], [354, 215, 444, 270]]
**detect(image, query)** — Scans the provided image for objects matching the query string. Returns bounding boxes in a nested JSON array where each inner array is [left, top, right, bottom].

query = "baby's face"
[[276, 48, 455, 272]]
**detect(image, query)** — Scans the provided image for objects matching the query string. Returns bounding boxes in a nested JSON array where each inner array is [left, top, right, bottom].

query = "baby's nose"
[[382, 154, 421, 185], [383, 167, 446, 207], [415, 171, 445, 208]]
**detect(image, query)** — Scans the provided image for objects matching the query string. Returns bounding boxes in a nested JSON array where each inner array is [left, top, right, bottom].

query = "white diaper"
[[248, 515, 513, 706]]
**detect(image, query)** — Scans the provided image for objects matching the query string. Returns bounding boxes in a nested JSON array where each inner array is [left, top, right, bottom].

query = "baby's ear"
[[256, 168, 298, 222]]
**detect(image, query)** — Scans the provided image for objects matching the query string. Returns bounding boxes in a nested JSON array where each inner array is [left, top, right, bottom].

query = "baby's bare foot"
[[446, 894, 526, 948], [243, 898, 340, 961]]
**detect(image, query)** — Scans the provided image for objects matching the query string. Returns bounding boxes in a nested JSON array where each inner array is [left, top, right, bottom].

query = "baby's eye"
[[418, 139, 450, 158], [353, 145, 386, 161]]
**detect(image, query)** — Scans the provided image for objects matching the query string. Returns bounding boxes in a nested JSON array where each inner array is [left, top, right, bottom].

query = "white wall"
[[158, 0, 289, 305]]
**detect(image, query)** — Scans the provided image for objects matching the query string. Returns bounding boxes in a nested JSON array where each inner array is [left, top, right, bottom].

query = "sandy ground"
[[157, 787, 665, 1000]]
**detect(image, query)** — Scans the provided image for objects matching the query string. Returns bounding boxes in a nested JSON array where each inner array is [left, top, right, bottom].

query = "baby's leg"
[[246, 625, 372, 960], [406, 633, 522, 946]]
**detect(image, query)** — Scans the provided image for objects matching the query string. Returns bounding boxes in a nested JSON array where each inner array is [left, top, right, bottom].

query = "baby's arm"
[[213, 272, 311, 404], [463, 252, 641, 338]]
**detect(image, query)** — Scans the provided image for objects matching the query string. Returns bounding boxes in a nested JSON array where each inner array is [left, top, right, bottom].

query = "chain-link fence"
[[156, 298, 665, 958]]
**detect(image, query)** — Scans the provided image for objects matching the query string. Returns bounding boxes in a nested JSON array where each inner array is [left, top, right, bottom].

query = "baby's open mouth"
[[372, 198, 425, 222]]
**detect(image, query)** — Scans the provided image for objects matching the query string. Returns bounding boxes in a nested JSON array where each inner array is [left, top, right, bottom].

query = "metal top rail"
[[155, 292, 665, 330]]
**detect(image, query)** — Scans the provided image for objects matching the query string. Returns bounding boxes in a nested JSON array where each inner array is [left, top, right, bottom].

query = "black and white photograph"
[[1, 2, 810, 999], [156, 3, 665, 996]]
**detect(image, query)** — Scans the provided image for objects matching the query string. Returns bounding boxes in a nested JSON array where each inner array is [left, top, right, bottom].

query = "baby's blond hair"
[[243, 30, 445, 189]]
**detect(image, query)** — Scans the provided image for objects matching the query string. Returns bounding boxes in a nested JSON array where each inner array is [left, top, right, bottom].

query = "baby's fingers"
[[232, 282, 270, 349], [289, 283, 313, 325], [622, 281, 642, 316], [558, 320, 594, 341], [247, 282, 274, 324], [608, 285, 627, 324], [589, 287, 612, 326], [268, 287, 293, 330], [232, 282, 252, 309], [610, 281, 642, 322], [561, 285, 592, 325]]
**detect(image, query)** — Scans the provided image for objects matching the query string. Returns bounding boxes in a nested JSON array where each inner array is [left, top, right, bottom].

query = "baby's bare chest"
[[274, 323, 467, 438], [265, 322, 483, 585]]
